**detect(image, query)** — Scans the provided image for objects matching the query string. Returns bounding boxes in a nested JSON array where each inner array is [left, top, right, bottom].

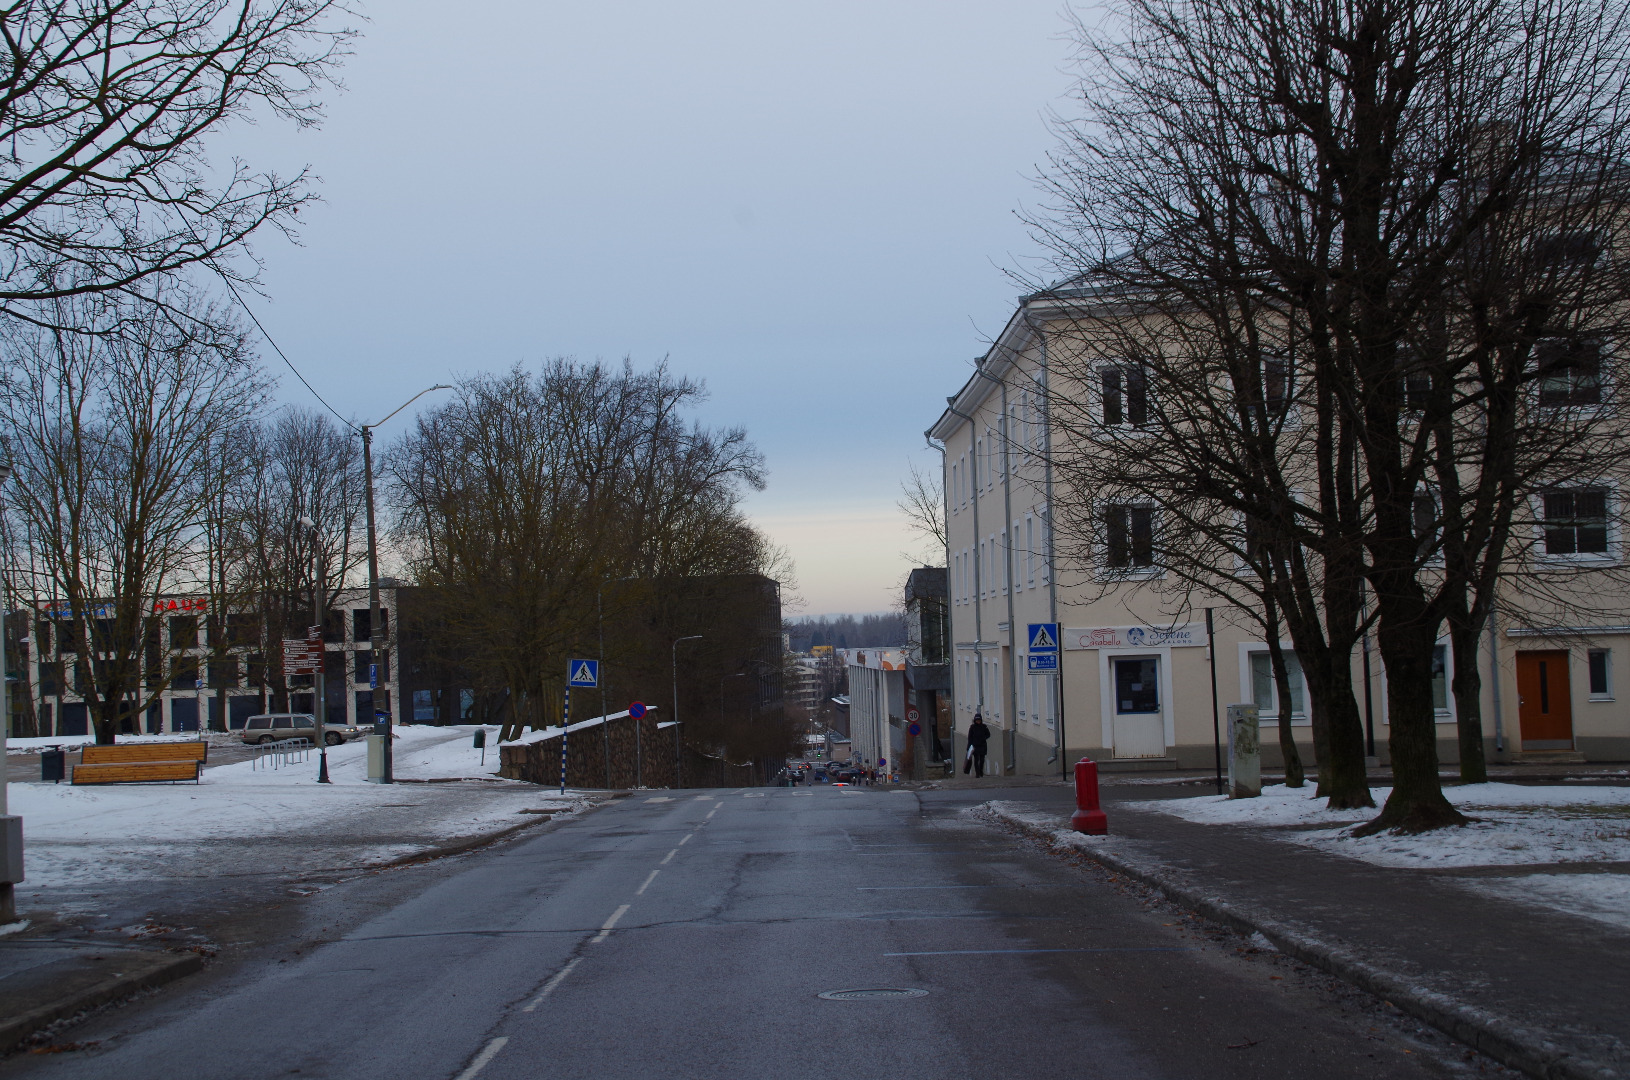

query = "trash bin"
[[40, 747, 65, 784]]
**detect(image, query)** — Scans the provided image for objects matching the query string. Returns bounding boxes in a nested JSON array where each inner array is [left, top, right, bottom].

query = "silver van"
[[240, 714, 362, 746]]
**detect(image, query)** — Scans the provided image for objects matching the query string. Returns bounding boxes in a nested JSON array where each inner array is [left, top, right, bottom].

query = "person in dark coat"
[[965, 715, 991, 778]]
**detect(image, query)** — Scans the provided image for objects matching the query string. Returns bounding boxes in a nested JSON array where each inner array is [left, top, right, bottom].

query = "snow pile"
[[7, 733, 219, 755], [1136, 782, 1630, 867]]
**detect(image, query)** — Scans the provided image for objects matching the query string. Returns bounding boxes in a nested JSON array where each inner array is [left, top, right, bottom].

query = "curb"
[[0, 948, 204, 1053], [981, 802, 1624, 1080]]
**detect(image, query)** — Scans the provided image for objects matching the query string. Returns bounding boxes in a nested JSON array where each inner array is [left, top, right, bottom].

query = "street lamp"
[[299, 516, 329, 784], [360, 385, 451, 784], [0, 461, 19, 922], [671, 635, 701, 788]]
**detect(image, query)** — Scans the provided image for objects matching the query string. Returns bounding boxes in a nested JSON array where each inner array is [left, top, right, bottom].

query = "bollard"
[[1071, 758, 1108, 834]]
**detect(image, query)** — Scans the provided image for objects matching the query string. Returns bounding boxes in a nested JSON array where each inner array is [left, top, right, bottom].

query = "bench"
[[71, 761, 202, 785], [80, 742, 208, 765], [72, 741, 207, 784]]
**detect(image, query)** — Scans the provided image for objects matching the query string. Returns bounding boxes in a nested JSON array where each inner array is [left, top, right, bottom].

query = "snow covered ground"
[[1135, 782, 1630, 928], [9, 725, 597, 899], [1137, 782, 1630, 867]]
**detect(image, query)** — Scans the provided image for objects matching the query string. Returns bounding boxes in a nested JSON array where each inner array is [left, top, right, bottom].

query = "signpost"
[[565, 660, 599, 794], [282, 625, 327, 781]]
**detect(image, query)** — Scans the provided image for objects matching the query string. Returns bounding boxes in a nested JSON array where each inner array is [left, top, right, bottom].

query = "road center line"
[[635, 869, 660, 895], [591, 904, 631, 943], [678, 833, 693, 846], [705, 806, 719, 819], [453, 1036, 508, 1079], [659, 848, 678, 864], [884, 947, 1201, 957], [521, 957, 582, 1012]]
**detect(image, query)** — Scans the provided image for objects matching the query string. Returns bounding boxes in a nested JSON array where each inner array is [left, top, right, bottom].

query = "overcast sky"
[[227, 0, 1080, 616]]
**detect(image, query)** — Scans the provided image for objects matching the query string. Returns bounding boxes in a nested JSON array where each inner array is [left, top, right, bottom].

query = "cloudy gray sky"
[[228, 0, 1079, 615]]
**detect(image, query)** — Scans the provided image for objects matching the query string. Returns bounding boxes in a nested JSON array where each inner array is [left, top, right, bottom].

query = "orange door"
[[1515, 651, 1575, 750]]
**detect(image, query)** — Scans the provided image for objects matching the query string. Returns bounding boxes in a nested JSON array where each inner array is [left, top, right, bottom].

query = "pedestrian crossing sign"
[[1028, 623, 1060, 652], [568, 659, 599, 687]]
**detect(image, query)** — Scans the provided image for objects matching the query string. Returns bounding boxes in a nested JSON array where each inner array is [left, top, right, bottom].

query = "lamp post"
[[300, 516, 329, 784], [671, 635, 701, 788], [0, 461, 18, 921], [359, 385, 450, 784]]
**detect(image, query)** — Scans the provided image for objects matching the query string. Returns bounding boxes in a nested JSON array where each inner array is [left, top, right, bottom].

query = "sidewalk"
[[988, 785, 1630, 1080]]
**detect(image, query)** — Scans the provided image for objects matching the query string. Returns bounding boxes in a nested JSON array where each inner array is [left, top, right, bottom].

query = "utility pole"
[[0, 462, 18, 920], [672, 635, 701, 788], [302, 516, 329, 783], [358, 385, 450, 785]]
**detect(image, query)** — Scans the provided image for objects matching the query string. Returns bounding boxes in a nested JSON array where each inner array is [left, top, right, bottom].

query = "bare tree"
[[0, 289, 267, 743], [1031, 0, 1630, 830], [0, 1, 355, 320], [896, 460, 946, 564], [387, 359, 778, 751]]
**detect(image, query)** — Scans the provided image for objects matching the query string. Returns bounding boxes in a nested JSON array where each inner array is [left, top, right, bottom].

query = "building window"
[[1104, 504, 1155, 569], [1589, 649, 1612, 699], [1026, 516, 1036, 587], [169, 615, 199, 650], [1248, 650, 1306, 719], [413, 689, 436, 721], [1536, 338, 1603, 408], [1543, 488, 1609, 556], [1100, 365, 1149, 427]]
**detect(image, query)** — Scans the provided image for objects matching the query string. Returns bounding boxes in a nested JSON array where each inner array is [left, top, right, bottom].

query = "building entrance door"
[[1515, 650, 1574, 750], [1111, 656, 1165, 758]]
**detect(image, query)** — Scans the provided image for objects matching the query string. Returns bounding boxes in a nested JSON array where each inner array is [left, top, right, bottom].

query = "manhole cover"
[[817, 987, 928, 1001]]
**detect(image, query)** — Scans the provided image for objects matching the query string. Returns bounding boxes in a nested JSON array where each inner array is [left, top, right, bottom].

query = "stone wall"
[[498, 715, 769, 788]]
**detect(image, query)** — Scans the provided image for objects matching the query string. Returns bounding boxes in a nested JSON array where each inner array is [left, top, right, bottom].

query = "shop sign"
[[1063, 623, 1205, 650]]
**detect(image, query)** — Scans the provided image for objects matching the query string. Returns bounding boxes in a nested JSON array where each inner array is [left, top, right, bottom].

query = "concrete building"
[[930, 289, 1630, 774], [21, 588, 404, 736], [842, 649, 906, 771]]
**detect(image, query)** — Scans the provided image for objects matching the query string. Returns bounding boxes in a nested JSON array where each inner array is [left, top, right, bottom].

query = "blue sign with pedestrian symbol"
[[568, 659, 599, 687], [1028, 623, 1060, 652]]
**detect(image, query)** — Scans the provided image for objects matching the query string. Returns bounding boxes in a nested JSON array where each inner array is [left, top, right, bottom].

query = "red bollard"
[[1072, 758, 1108, 835]]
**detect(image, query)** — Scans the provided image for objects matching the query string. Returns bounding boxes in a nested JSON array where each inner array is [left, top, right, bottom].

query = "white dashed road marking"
[[522, 958, 582, 1012], [454, 1037, 508, 1079], [592, 904, 631, 943]]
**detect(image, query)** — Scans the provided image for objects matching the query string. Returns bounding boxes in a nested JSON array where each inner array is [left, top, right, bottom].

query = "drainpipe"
[[924, 433, 950, 766], [1022, 306, 1065, 771], [1488, 601, 1505, 753]]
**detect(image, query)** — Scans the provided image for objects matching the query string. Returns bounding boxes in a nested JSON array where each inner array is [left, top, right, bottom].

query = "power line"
[[212, 271, 357, 433]]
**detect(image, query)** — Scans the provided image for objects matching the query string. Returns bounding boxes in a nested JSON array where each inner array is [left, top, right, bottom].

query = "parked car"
[[240, 714, 363, 747]]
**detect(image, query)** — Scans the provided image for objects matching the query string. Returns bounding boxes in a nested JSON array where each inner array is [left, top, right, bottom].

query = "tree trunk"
[[1358, 621, 1466, 834], [1262, 599, 1304, 787], [1449, 619, 1488, 784]]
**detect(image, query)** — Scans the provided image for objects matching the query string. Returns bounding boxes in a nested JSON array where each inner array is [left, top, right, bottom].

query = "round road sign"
[[628, 702, 647, 718]]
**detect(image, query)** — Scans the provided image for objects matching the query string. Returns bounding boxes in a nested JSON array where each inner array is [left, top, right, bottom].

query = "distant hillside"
[[785, 612, 906, 653]]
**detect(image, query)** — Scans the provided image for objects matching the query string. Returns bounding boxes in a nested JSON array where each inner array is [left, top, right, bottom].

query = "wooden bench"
[[71, 761, 201, 785], [72, 741, 208, 784], [80, 741, 208, 765]]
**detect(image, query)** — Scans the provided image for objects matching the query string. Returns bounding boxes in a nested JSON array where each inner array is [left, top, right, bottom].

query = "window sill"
[[1096, 568, 1164, 582], [1588, 694, 1615, 702]]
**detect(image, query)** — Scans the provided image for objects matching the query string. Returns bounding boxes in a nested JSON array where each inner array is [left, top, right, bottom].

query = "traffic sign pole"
[[561, 685, 570, 795]]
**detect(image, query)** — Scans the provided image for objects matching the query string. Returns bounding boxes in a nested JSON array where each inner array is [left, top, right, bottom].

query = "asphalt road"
[[9, 784, 1500, 1079]]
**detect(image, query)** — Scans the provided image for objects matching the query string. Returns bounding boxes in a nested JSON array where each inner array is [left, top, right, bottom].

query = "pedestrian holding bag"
[[963, 743, 974, 774]]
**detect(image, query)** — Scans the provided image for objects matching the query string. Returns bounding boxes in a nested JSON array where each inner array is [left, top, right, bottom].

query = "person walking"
[[965, 714, 990, 778]]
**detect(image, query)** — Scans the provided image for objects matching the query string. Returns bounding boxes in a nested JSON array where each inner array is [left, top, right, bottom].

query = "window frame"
[[1588, 648, 1613, 701], [1098, 500, 1162, 579], [1534, 484, 1617, 564], [1533, 335, 1608, 411], [1095, 362, 1153, 432], [1238, 642, 1310, 726]]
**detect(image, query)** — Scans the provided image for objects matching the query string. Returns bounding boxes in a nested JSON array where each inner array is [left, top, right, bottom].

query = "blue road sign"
[[1027, 653, 1059, 672], [568, 659, 599, 687], [628, 701, 647, 718], [1028, 623, 1060, 652]]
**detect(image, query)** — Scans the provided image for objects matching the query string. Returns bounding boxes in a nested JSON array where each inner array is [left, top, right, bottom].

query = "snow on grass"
[[1134, 782, 1630, 868], [1466, 873, 1630, 932], [9, 725, 597, 891]]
